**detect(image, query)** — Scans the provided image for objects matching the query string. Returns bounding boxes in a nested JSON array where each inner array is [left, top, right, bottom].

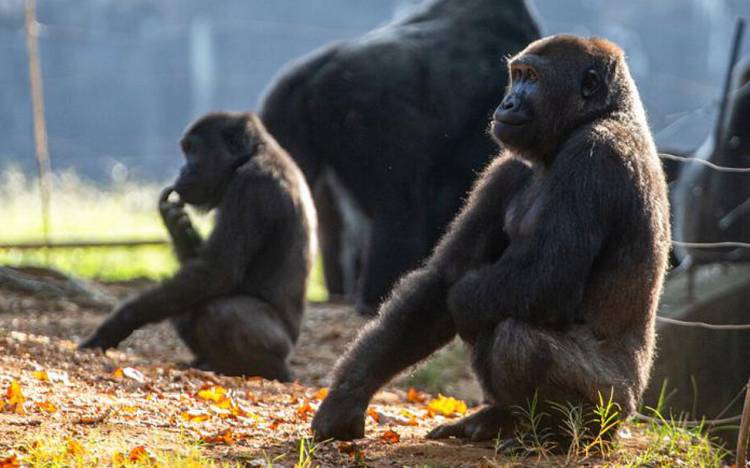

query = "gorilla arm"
[[448, 148, 615, 341], [79, 178, 273, 350], [311, 156, 530, 441]]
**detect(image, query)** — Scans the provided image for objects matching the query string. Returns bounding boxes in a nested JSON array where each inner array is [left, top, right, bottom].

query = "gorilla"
[[259, 0, 541, 314], [311, 35, 671, 443], [80, 112, 317, 381]]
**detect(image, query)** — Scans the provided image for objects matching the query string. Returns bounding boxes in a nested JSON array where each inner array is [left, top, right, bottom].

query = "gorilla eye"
[[527, 69, 538, 82], [582, 69, 600, 98]]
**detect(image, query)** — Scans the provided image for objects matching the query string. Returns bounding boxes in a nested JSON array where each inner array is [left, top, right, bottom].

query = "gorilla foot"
[[427, 405, 512, 441]]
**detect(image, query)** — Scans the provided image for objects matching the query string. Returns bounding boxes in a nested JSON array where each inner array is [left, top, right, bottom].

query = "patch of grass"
[[0, 168, 328, 301], [484, 390, 728, 467]]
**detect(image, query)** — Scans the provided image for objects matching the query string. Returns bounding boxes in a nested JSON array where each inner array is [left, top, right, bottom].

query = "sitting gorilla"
[[80, 112, 317, 381], [311, 35, 671, 443]]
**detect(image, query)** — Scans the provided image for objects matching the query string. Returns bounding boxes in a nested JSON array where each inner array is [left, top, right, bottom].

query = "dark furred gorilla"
[[311, 36, 671, 442], [259, 0, 541, 314], [80, 113, 316, 381]]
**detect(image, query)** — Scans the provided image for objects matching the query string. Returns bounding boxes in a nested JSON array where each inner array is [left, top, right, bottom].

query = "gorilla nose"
[[494, 93, 530, 126], [500, 95, 518, 111]]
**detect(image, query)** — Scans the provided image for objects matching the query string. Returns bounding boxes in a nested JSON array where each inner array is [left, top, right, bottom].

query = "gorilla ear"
[[221, 118, 256, 156], [581, 69, 600, 99]]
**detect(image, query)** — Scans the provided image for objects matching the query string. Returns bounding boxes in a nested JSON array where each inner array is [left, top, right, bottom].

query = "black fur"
[[311, 35, 671, 443], [259, 0, 541, 313], [79, 112, 316, 381]]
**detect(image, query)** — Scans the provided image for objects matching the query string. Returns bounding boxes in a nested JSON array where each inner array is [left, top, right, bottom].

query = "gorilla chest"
[[504, 183, 545, 239]]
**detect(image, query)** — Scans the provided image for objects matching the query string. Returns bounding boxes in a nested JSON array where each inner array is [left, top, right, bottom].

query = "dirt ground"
[[0, 279, 515, 466], [0, 279, 719, 466]]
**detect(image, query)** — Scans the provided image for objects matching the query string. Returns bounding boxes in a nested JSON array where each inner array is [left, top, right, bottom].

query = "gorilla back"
[[260, 0, 541, 313], [80, 113, 316, 381]]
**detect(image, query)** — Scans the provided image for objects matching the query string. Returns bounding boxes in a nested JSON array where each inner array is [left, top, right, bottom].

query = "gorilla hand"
[[78, 303, 137, 351], [311, 391, 367, 441], [159, 186, 202, 258]]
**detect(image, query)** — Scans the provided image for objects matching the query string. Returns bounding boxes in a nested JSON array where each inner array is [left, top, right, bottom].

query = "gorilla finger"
[[159, 186, 176, 204], [426, 423, 465, 440]]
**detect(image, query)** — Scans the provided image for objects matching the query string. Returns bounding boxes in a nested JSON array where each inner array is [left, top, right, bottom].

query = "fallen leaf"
[[112, 368, 124, 379], [426, 394, 467, 417], [127, 446, 155, 463], [296, 399, 314, 421], [66, 438, 86, 457], [0, 454, 19, 468], [406, 387, 427, 404], [200, 428, 235, 445], [181, 409, 210, 423], [268, 418, 283, 430], [381, 429, 400, 444], [111, 451, 126, 466], [367, 407, 380, 423], [312, 387, 329, 401], [3, 380, 25, 415], [35, 401, 57, 413], [119, 405, 138, 414], [32, 370, 49, 382], [197, 385, 228, 403]]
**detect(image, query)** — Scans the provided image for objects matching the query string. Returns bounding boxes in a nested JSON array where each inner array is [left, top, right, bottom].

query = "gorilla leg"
[[173, 296, 293, 381], [313, 178, 348, 298], [431, 319, 637, 441], [314, 171, 370, 299]]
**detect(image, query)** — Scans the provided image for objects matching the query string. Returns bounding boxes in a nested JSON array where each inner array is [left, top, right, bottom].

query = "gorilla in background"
[[312, 35, 671, 443], [259, 0, 541, 315], [80, 113, 317, 381], [672, 55, 750, 266]]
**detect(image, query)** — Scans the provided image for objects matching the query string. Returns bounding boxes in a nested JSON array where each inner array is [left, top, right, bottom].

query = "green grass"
[[0, 168, 327, 301]]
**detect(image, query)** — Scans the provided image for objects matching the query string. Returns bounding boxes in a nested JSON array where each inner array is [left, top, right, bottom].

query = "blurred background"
[[1, 0, 749, 182]]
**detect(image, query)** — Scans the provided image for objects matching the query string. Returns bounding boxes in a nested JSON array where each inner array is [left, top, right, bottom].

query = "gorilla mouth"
[[493, 117, 528, 127]]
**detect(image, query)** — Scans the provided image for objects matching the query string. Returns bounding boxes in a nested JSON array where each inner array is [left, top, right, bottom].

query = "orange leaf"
[[32, 370, 49, 382], [381, 429, 400, 444], [268, 418, 283, 430], [3, 380, 25, 415], [111, 451, 126, 466], [200, 428, 235, 445], [406, 387, 426, 404], [312, 387, 329, 401], [35, 401, 57, 413], [367, 407, 380, 423], [66, 438, 86, 457], [127, 445, 155, 463], [296, 399, 314, 421], [197, 385, 228, 403], [0, 454, 19, 468], [426, 394, 467, 417], [181, 409, 210, 423], [112, 368, 124, 379]]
